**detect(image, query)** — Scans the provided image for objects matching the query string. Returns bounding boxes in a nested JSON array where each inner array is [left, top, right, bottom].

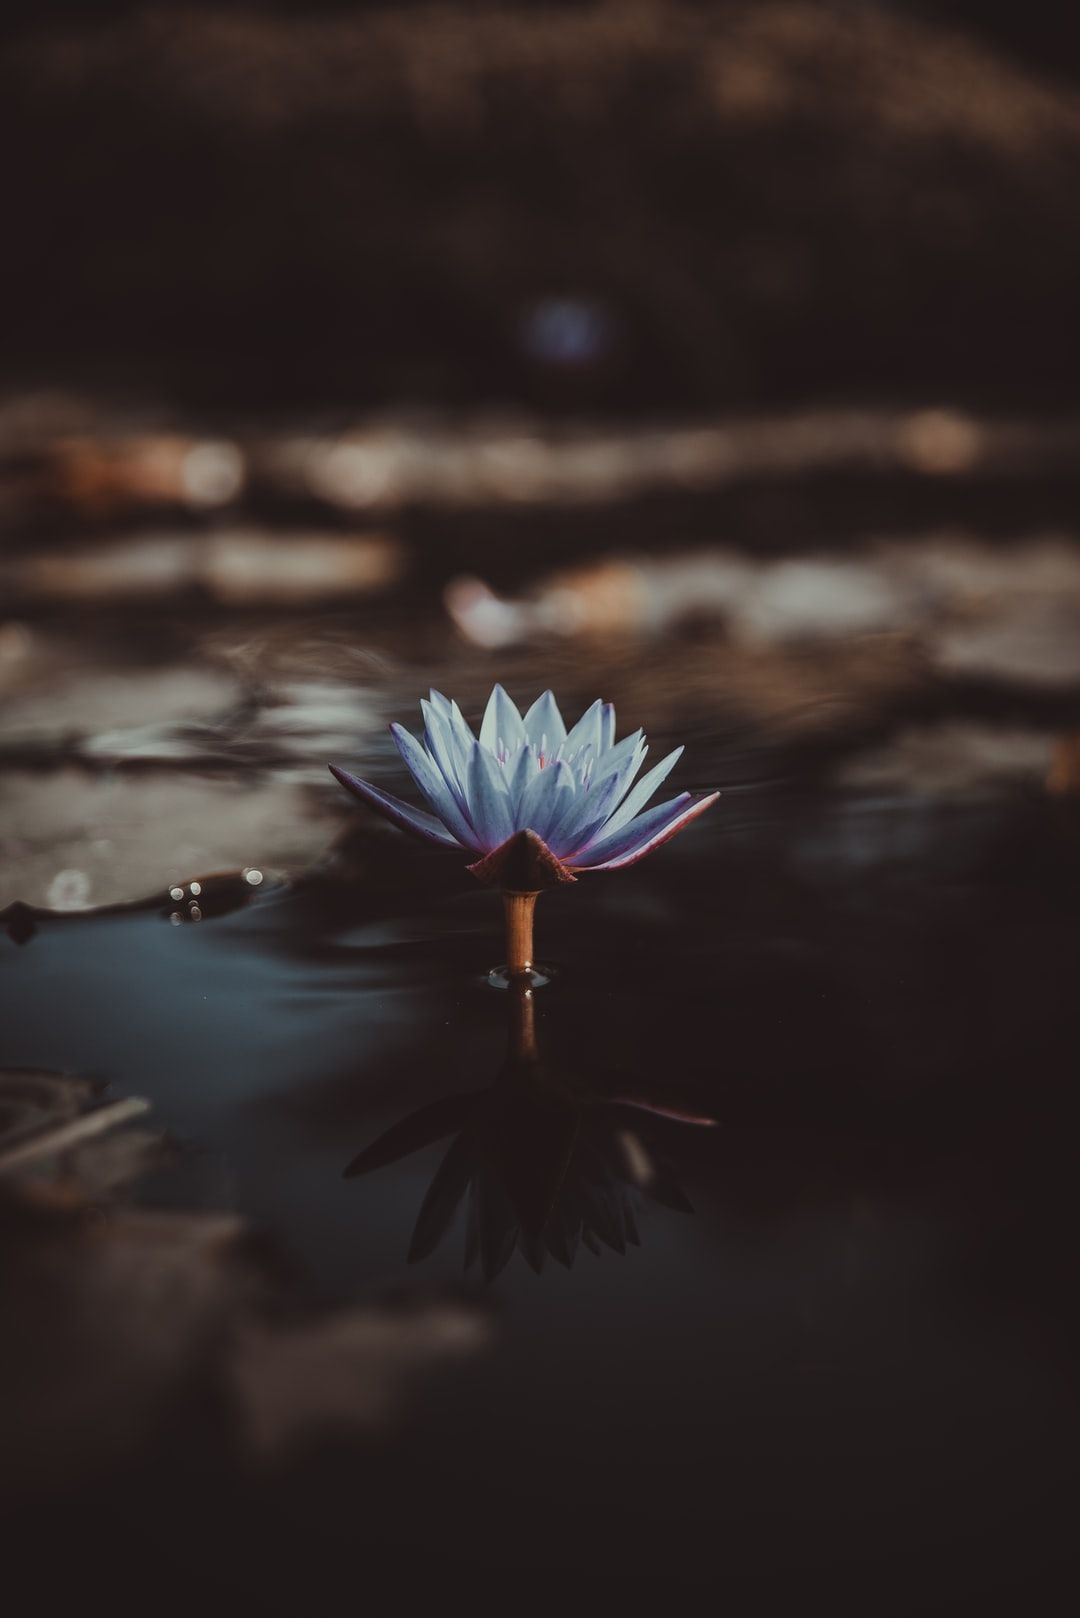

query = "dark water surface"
[[4, 749, 1078, 1608]]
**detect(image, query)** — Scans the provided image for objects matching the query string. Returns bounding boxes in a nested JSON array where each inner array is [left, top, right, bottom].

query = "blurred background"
[[3, 5, 1080, 1608], [3, 2, 1080, 898]]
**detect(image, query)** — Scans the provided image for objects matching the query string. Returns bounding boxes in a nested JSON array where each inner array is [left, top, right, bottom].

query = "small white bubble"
[[170, 886, 184, 902], [189, 880, 202, 896], [169, 912, 182, 926], [189, 903, 202, 921], [243, 868, 263, 886]]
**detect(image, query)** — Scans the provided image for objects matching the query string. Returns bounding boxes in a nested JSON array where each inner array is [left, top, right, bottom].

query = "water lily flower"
[[331, 685, 718, 974]]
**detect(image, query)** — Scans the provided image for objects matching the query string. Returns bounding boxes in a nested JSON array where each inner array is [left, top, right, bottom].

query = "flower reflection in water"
[[345, 979, 716, 1278]]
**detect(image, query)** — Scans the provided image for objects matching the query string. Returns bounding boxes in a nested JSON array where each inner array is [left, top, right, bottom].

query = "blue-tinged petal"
[[468, 740, 516, 850], [536, 759, 577, 839], [431, 699, 471, 784], [562, 698, 603, 762], [506, 742, 537, 812], [570, 743, 595, 790], [591, 745, 683, 842], [427, 689, 453, 718], [572, 792, 719, 870], [522, 690, 567, 754], [583, 737, 645, 808], [517, 756, 574, 840], [421, 701, 476, 825], [423, 698, 468, 777], [420, 698, 458, 779], [600, 702, 616, 753], [479, 684, 525, 756], [449, 698, 476, 753], [329, 765, 462, 848], [550, 745, 646, 858], [515, 755, 555, 835], [591, 727, 644, 782], [390, 723, 479, 847]]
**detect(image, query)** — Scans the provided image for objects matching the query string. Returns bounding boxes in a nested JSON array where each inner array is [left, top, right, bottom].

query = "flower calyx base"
[[467, 828, 577, 892]]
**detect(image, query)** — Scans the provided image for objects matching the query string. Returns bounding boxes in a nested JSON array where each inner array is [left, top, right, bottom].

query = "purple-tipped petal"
[[523, 690, 567, 754], [468, 740, 515, 850], [479, 684, 525, 754], [572, 791, 719, 870], [390, 723, 478, 848], [329, 765, 462, 848], [591, 745, 684, 843], [336, 689, 716, 880]]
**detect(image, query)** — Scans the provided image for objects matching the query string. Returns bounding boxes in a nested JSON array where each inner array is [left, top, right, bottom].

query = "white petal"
[[441, 700, 478, 789], [562, 698, 603, 761], [600, 702, 616, 752], [572, 743, 595, 788], [522, 690, 567, 753], [449, 699, 476, 749], [592, 727, 644, 782], [479, 684, 525, 756]]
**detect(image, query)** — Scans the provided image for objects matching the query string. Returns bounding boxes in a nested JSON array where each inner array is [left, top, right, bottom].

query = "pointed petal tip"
[[523, 688, 568, 748], [329, 761, 463, 848], [576, 788, 718, 871], [329, 761, 367, 793]]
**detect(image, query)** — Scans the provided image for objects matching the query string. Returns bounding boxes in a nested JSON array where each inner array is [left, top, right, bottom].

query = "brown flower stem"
[[507, 972, 538, 1064], [502, 890, 539, 978]]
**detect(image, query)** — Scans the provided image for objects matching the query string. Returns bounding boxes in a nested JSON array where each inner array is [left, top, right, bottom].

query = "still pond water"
[[3, 683, 1077, 1606]]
